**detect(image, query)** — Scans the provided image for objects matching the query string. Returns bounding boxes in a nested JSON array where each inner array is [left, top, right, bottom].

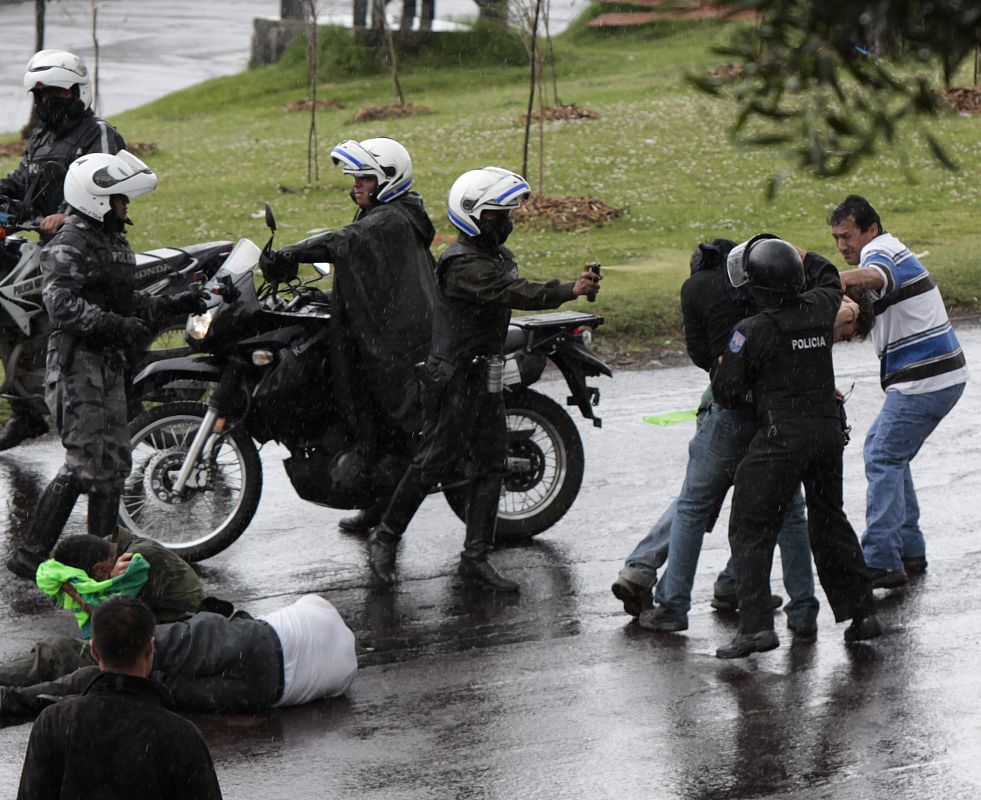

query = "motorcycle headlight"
[[186, 308, 214, 341]]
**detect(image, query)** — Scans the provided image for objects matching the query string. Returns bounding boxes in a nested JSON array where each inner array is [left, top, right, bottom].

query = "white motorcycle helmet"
[[329, 137, 413, 203], [447, 167, 531, 237], [63, 151, 158, 222], [23, 49, 93, 110]]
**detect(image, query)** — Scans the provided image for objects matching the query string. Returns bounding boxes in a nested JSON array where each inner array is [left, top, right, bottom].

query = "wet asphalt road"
[[2, 327, 981, 798]]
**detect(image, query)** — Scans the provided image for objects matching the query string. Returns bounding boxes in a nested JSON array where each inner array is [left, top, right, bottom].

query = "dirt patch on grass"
[[127, 142, 158, 157], [520, 104, 600, 124], [0, 140, 26, 158], [513, 194, 624, 232], [351, 103, 435, 123], [941, 87, 981, 115], [285, 98, 346, 112]]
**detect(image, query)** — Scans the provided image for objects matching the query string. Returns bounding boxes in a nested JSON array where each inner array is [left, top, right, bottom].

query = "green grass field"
[[3, 11, 979, 365]]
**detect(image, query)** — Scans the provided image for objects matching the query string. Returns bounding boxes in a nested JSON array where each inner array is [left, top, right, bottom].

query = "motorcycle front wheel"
[[121, 401, 263, 561], [442, 388, 585, 543]]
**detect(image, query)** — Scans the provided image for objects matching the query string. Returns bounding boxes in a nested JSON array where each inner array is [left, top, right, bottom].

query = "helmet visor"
[[726, 241, 749, 287], [474, 172, 531, 211], [330, 140, 379, 176]]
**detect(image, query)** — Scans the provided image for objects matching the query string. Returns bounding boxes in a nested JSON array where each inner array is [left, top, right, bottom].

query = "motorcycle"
[[0, 207, 233, 412], [122, 206, 612, 562]]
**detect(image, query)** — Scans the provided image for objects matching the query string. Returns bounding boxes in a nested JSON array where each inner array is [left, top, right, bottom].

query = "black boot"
[[367, 524, 401, 586], [458, 477, 519, 593], [87, 488, 121, 539], [338, 500, 387, 534], [7, 477, 80, 579], [0, 408, 49, 452]]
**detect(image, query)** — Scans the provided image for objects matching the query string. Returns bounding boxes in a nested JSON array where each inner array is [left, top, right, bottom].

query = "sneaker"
[[716, 629, 780, 659], [637, 607, 688, 633], [710, 593, 783, 612], [844, 613, 883, 642], [868, 567, 908, 589], [901, 556, 928, 576], [611, 576, 653, 617], [787, 618, 818, 642]]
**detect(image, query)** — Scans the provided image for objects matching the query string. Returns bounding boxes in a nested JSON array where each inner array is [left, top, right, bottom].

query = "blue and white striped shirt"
[[861, 233, 968, 393]]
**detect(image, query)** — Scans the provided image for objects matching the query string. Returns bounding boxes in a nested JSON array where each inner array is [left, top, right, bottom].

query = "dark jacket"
[[110, 527, 204, 622], [16, 671, 222, 800], [0, 111, 125, 220], [280, 192, 437, 433], [681, 265, 756, 373], [431, 237, 576, 367], [152, 611, 283, 713], [712, 253, 843, 424]]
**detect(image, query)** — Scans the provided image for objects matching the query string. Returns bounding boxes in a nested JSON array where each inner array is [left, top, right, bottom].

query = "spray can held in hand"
[[585, 261, 601, 302]]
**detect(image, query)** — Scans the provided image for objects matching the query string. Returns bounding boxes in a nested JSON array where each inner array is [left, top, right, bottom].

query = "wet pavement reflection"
[[1, 329, 981, 798]]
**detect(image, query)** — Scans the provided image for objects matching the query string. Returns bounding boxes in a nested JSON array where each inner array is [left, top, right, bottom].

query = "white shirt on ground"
[[260, 594, 358, 707]]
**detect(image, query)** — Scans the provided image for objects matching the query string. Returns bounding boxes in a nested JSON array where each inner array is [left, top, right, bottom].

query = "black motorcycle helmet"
[[742, 235, 804, 307]]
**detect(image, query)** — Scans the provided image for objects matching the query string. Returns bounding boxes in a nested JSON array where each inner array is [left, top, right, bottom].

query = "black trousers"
[[729, 417, 872, 633]]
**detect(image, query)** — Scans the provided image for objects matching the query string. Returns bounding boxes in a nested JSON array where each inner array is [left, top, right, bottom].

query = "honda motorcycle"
[[0, 208, 232, 412], [122, 207, 612, 562]]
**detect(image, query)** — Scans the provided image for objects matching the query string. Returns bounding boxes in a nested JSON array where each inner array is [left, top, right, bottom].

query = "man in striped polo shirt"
[[830, 195, 968, 588]]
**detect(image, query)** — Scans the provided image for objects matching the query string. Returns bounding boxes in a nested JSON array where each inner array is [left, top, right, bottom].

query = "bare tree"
[[305, 0, 319, 185], [380, 11, 406, 106], [90, 1, 101, 115], [520, 0, 542, 180]]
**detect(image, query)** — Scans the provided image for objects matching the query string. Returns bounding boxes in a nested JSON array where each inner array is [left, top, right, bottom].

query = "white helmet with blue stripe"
[[447, 167, 531, 237], [329, 137, 413, 203]]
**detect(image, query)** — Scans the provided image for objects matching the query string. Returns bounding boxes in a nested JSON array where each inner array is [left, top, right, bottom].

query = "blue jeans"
[[862, 383, 965, 570], [629, 404, 817, 626]]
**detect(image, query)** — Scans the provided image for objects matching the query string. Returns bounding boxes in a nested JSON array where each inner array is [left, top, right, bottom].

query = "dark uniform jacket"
[[712, 253, 843, 425], [0, 110, 124, 221], [16, 672, 222, 800], [432, 238, 577, 368], [280, 192, 437, 433]]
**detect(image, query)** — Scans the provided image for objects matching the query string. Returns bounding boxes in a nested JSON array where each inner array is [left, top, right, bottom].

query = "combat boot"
[[338, 500, 387, 534], [458, 558, 519, 592], [6, 476, 80, 579], [458, 476, 519, 593], [0, 412, 49, 452], [367, 524, 401, 586]]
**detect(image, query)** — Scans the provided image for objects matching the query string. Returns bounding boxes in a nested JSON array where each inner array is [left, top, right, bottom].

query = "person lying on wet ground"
[[0, 593, 357, 719]]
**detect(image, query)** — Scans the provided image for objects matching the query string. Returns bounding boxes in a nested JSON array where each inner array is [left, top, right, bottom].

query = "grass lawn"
[[2, 11, 979, 378]]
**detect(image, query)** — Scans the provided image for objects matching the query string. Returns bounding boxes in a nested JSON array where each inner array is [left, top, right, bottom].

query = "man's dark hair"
[[689, 238, 737, 275], [829, 195, 883, 234], [91, 596, 155, 668], [51, 534, 111, 577]]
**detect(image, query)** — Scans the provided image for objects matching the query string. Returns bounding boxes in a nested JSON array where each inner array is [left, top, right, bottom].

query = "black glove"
[[99, 312, 150, 341], [168, 289, 209, 316], [259, 248, 299, 283]]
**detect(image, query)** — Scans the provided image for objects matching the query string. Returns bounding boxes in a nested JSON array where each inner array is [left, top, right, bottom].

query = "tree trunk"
[[22, 0, 47, 137]]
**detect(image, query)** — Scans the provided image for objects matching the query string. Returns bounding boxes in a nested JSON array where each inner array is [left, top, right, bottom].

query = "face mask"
[[35, 94, 84, 129], [475, 214, 513, 248]]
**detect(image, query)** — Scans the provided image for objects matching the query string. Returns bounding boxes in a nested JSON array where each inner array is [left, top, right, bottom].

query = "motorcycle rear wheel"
[[442, 388, 585, 542], [121, 401, 262, 561]]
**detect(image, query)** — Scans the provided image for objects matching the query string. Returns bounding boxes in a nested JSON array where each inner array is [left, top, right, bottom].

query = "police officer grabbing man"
[[711, 237, 879, 658], [366, 167, 601, 592], [0, 50, 126, 453], [6, 152, 207, 579]]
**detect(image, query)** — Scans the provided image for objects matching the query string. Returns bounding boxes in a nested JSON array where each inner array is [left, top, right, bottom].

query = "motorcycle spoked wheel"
[[442, 388, 585, 543], [121, 401, 262, 562]]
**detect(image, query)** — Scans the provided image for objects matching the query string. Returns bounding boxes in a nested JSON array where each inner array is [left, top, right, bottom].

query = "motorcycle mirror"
[[313, 262, 331, 277], [264, 202, 276, 233]]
